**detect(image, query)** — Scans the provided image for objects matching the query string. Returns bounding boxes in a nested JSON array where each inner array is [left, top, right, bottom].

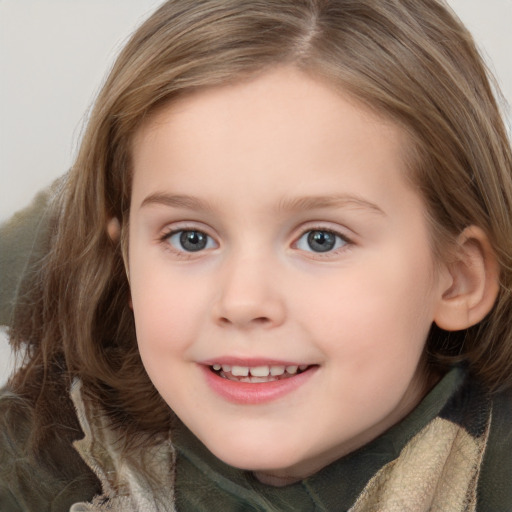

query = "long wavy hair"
[[10, 0, 512, 449]]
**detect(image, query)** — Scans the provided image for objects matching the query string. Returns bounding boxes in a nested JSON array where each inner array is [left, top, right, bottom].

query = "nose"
[[212, 251, 286, 329]]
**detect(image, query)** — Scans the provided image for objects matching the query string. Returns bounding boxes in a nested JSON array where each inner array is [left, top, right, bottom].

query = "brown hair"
[[11, 0, 512, 446]]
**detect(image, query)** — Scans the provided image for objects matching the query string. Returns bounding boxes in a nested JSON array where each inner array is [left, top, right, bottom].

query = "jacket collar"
[[69, 379, 177, 512]]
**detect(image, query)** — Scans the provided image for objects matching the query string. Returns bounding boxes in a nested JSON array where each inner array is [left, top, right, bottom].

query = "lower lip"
[[200, 365, 317, 405]]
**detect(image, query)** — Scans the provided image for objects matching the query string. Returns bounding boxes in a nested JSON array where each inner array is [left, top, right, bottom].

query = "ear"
[[107, 217, 121, 242], [107, 217, 133, 308], [434, 226, 500, 331]]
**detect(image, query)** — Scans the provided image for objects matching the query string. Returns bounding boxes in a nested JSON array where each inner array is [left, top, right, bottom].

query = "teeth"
[[212, 363, 309, 377], [250, 366, 270, 377], [228, 375, 280, 383], [246, 376, 278, 383], [231, 365, 249, 377], [270, 366, 285, 376]]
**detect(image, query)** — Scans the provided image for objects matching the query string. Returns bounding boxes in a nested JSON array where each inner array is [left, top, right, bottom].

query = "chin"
[[206, 435, 309, 475]]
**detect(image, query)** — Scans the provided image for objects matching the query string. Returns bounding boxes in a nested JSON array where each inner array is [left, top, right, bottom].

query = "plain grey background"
[[1, 0, 511, 383]]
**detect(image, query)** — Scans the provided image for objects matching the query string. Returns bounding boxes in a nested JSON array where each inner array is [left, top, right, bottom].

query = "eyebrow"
[[140, 193, 215, 212], [276, 194, 386, 216], [139, 192, 385, 216]]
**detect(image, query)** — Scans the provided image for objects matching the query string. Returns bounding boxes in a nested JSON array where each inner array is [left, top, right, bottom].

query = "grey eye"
[[168, 230, 215, 252], [296, 230, 346, 253]]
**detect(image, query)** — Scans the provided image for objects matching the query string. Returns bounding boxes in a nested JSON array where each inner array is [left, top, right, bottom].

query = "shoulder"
[[0, 182, 58, 327], [0, 386, 101, 512], [477, 385, 512, 510]]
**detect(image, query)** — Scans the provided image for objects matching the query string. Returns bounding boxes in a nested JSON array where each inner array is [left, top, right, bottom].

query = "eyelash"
[[159, 227, 217, 258], [158, 226, 353, 258], [293, 227, 352, 257]]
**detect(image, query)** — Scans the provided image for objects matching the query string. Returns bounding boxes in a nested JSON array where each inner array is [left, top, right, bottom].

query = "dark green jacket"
[[1, 365, 511, 511]]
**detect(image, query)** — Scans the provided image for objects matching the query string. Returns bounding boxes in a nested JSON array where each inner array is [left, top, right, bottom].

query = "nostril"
[[253, 317, 270, 324], [212, 292, 286, 328], [218, 315, 271, 326]]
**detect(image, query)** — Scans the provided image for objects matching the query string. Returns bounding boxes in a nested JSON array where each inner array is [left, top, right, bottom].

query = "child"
[[1, 0, 511, 510]]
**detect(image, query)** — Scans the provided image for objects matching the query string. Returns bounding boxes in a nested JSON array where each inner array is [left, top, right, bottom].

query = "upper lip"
[[200, 357, 312, 367]]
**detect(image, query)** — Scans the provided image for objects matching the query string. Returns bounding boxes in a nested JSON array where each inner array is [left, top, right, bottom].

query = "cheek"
[[129, 262, 207, 358], [302, 250, 435, 365], [130, 272, 207, 404]]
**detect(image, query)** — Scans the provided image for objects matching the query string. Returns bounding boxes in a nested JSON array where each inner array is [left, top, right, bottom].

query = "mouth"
[[201, 361, 318, 404], [209, 363, 312, 383]]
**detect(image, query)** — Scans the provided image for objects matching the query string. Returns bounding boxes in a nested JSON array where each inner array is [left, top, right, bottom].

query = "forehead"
[[130, 66, 416, 216], [134, 67, 406, 152]]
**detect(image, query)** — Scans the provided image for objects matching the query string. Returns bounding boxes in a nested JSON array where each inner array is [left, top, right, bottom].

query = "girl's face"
[[128, 66, 450, 483]]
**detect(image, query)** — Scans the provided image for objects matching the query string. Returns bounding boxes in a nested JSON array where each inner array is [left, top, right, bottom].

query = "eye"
[[166, 230, 216, 252], [296, 229, 348, 253]]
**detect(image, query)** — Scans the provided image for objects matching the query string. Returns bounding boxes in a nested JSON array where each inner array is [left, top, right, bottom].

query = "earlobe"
[[434, 226, 500, 331], [107, 217, 121, 242], [106, 217, 132, 304]]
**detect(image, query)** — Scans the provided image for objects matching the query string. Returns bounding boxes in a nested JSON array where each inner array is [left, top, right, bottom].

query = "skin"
[[127, 66, 455, 485]]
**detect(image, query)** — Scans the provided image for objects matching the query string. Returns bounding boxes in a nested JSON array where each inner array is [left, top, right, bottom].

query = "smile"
[[201, 362, 318, 404], [210, 363, 310, 383]]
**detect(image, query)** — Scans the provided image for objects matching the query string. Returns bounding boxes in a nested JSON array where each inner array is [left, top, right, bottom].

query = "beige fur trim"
[[350, 414, 491, 512], [69, 379, 177, 512]]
